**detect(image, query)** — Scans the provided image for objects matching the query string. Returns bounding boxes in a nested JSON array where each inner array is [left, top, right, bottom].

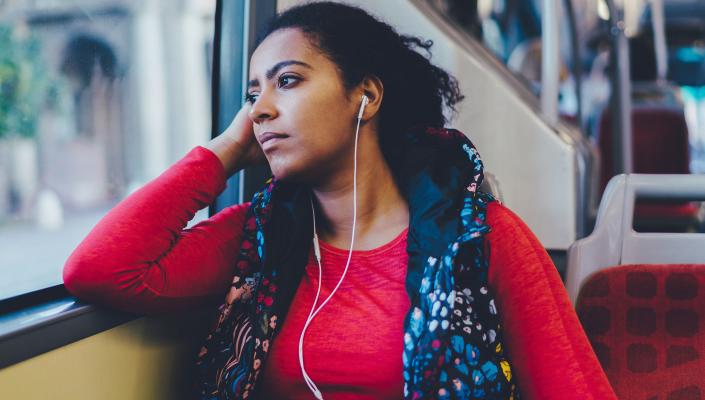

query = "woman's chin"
[[269, 162, 303, 183], [275, 168, 323, 186]]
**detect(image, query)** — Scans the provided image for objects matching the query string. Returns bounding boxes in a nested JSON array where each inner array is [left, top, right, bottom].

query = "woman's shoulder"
[[486, 201, 518, 230], [485, 200, 541, 246], [483, 199, 557, 290]]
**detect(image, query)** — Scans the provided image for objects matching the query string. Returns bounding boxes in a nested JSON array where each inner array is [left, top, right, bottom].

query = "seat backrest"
[[597, 106, 691, 193], [567, 174, 705, 399], [566, 173, 705, 304], [599, 106, 697, 229]]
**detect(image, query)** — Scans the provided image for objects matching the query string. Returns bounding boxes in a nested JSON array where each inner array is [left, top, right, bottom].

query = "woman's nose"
[[249, 94, 278, 124]]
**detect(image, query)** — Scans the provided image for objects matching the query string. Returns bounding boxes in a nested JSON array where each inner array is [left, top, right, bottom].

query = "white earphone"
[[357, 94, 369, 120], [299, 94, 368, 400]]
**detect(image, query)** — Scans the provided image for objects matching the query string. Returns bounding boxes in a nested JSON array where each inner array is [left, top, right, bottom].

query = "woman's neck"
[[311, 131, 409, 251]]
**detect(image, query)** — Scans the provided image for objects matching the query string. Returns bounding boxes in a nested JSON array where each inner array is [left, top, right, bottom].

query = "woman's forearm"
[[62, 146, 248, 315]]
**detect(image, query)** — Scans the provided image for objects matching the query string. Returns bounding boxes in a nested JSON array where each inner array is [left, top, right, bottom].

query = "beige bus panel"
[[0, 309, 212, 400]]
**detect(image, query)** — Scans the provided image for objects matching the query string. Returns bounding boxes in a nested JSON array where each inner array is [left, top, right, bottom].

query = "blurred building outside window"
[[0, 0, 217, 301]]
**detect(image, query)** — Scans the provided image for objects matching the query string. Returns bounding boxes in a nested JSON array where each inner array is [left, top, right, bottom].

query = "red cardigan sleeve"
[[486, 202, 617, 400], [63, 146, 251, 315]]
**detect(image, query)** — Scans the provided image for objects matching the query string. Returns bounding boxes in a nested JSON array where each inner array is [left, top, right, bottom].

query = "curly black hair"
[[257, 1, 464, 171]]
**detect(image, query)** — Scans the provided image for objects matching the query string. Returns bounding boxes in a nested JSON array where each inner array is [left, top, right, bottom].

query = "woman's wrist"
[[204, 134, 245, 178]]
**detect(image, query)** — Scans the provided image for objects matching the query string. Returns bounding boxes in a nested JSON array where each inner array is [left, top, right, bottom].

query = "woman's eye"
[[244, 75, 298, 103], [278, 74, 299, 88]]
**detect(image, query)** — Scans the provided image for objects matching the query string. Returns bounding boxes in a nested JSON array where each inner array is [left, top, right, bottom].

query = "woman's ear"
[[358, 75, 383, 121]]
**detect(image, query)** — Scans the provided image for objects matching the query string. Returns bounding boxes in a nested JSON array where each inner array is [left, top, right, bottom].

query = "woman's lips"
[[260, 132, 289, 151], [259, 132, 289, 144]]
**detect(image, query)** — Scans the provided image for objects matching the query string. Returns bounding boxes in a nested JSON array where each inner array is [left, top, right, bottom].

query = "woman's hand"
[[205, 104, 267, 177]]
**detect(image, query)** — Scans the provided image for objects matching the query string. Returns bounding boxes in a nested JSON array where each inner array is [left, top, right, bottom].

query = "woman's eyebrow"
[[247, 60, 313, 88]]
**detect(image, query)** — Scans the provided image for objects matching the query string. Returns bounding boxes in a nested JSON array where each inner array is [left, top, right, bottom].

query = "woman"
[[63, 2, 615, 399]]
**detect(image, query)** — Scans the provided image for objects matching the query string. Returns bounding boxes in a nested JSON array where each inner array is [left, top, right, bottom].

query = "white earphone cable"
[[298, 96, 366, 400]]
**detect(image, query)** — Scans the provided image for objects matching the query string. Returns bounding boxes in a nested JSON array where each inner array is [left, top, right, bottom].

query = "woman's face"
[[247, 28, 360, 183]]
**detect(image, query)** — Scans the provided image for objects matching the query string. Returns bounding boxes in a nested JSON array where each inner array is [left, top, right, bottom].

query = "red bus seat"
[[567, 174, 705, 399], [596, 106, 698, 230], [577, 264, 705, 399]]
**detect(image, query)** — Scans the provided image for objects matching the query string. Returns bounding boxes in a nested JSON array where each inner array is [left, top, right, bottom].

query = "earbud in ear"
[[357, 95, 369, 120]]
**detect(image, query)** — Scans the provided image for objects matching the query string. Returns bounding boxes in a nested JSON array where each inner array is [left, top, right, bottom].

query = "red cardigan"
[[63, 146, 616, 399]]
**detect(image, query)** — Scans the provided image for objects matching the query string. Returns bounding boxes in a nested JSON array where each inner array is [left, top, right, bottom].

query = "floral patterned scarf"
[[194, 127, 520, 399]]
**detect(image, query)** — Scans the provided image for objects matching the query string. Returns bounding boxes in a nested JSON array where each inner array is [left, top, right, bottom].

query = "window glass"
[[432, 0, 542, 90], [0, 0, 216, 301], [431, 0, 586, 119]]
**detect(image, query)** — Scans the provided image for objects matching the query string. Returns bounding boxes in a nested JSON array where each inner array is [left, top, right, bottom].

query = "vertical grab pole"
[[563, 0, 584, 131], [651, 0, 668, 82], [606, 0, 633, 175], [541, 0, 560, 126]]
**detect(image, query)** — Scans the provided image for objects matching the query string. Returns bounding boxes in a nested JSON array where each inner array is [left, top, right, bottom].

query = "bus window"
[[433, 0, 542, 91], [432, 0, 591, 125], [0, 0, 216, 302]]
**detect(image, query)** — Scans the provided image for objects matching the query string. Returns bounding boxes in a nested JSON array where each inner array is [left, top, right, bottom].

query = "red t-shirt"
[[258, 227, 410, 399], [63, 146, 617, 400]]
